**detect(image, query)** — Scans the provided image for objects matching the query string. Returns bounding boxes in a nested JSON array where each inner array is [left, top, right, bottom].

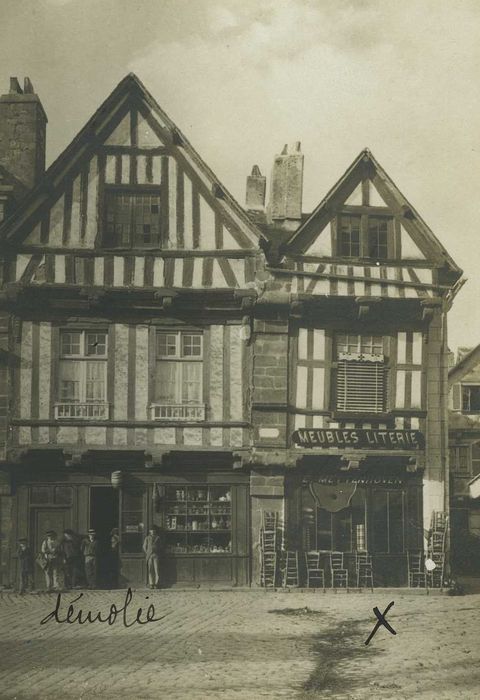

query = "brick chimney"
[[245, 165, 266, 211], [0, 77, 47, 196], [267, 142, 304, 230]]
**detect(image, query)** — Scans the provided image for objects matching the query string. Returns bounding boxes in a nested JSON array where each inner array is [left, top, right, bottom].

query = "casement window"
[[55, 330, 109, 419], [335, 334, 386, 413], [449, 445, 471, 475], [462, 385, 480, 412], [339, 216, 360, 257], [368, 218, 389, 259], [151, 331, 205, 421], [336, 214, 393, 260], [105, 189, 161, 248]]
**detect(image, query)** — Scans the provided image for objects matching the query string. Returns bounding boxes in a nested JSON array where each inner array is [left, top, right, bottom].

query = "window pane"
[[85, 362, 105, 401], [182, 334, 202, 357], [373, 491, 389, 552], [132, 194, 161, 247], [156, 333, 178, 358], [340, 216, 361, 257], [368, 218, 389, 259], [61, 332, 81, 356], [59, 360, 81, 401], [86, 333, 107, 356], [155, 362, 178, 403], [182, 362, 202, 403], [106, 192, 132, 247], [388, 492, 404, 553]]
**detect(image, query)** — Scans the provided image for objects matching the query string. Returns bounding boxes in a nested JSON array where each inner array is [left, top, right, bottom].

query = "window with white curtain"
[[151, 331, 204, 420], [56, 330, 108, 419]]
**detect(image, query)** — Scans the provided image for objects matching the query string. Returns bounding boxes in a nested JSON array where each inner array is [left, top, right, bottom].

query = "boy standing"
[[17, 538, 33, 594]]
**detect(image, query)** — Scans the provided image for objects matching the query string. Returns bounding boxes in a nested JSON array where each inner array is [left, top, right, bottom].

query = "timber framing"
[[282, 148, 463, 279], [0, 74, 266, 250]]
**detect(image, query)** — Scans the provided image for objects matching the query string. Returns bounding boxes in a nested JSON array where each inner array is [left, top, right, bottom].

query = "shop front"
[[10, 452, 250, 589], [285, 428, 425, 587]]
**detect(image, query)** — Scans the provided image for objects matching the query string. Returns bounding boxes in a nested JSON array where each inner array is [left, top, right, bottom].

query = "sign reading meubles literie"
[[292, 428, 424, 449]]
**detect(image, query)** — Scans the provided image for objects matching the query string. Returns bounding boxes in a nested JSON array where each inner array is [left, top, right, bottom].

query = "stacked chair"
[[260, 511, 278, 588], [427, 511, 448, 588], [283, 550, 300, 587]]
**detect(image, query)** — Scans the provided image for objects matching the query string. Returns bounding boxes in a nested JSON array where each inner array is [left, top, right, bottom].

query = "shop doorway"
[[89, 486, 119, 588]]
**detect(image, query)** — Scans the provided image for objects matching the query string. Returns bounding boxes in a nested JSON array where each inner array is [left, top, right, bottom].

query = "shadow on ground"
[[269, 607, 377, 698]]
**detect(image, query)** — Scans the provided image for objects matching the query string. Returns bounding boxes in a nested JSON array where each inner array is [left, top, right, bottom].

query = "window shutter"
[[452, 383, 461, 411], [337, 353, 385, 413]]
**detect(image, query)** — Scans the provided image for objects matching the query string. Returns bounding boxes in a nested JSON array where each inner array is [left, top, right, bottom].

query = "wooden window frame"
[[55, 329, 109, 420], [150, 329, 205, 421], [449, 444, 472, 475], [335, 212, 395, 261], [333, 332, 389, 416], [461, 384, 480, 413], [103, 185, 162, 249]]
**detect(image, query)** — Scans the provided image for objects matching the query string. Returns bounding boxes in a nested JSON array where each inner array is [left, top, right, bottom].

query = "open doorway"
[[89, 486, 119, 588]]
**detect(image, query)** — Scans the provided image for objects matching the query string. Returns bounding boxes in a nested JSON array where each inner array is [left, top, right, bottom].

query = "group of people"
[[16, 525, 162, 593], [17, 527, 120, 593]]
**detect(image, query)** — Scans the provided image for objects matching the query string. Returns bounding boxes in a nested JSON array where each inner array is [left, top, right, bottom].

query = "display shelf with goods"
[[164, 484, 232, 554]]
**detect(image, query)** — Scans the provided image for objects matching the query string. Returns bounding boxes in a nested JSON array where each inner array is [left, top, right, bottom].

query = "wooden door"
[[32, 509, 70, 589]]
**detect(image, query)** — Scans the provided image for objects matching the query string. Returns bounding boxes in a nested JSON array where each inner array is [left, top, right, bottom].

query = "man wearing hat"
[[81, 529, 98, 589], [17, 538, 33, 594], [61, 528, 82, 589], [40, 530, 61, 591], [143, 525, 162, 589]]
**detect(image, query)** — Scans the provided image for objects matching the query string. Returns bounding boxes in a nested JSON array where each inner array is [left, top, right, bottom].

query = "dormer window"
[[336, 214, 393, 260], [104, 188, 161, 248]]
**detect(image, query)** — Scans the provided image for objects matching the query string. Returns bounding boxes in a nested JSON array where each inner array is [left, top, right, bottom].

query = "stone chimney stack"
[[268, 142, 304, 230], [0, 77, 47, 194], [245, 165, 266, 211]]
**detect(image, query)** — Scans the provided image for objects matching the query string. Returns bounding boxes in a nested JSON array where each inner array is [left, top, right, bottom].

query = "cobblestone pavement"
[[0, 588, 479, 699]]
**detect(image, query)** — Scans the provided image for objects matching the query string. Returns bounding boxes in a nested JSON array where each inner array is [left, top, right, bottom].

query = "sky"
[[1, 0, 479, 353]]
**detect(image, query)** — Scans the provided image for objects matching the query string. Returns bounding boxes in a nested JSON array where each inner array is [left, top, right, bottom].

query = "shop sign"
[[292, 428, 424, 449]]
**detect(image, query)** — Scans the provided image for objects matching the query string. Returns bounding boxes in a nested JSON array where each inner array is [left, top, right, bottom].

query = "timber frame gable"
[[261, 149, 463, 305], [0, 74, 267, 296], [280, 149, 461, 286]]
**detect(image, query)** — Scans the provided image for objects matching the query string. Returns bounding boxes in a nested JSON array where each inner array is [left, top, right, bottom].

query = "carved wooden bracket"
[[355, 296, 382, 320]]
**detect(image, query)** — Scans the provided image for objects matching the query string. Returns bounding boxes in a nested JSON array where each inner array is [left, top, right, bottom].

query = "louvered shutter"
[[337, 352, 385, 412]]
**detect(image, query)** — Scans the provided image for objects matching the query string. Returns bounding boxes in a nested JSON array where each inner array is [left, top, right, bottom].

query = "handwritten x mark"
[[364, 601, 396, 645]]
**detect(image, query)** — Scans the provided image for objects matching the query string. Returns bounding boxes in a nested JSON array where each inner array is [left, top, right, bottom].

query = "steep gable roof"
[[449, 344, 480, 386], [0, 73, 265, 249], [282, 148, 462, 275]]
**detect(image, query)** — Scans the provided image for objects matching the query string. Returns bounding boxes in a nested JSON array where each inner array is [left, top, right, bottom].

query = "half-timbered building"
[[0, 74, 463, 588], [448, 346, 480, 576]]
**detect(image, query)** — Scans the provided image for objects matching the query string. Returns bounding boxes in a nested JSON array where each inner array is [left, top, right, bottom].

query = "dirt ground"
[[0, 587, 479, 699]]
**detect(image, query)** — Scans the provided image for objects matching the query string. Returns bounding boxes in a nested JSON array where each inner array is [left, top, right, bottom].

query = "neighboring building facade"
[[448, 347, 480, 575], [0, 74, 463, 588]]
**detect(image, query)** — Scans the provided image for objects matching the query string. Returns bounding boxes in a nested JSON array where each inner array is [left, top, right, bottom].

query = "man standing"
[[61, 529, 82, 589], [143, 525, 162, 589], [17, 538, 33, 594], [41, 530, 61, 592], [82, 529, 98, 589]]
